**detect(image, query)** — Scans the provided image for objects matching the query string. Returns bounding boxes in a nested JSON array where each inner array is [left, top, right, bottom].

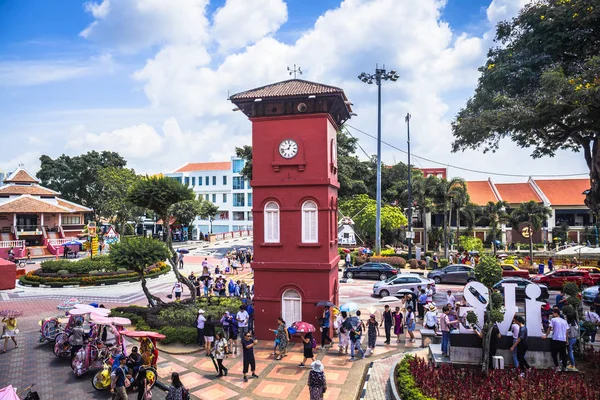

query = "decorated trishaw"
[[53, 305, 111, 358], [91, 330, 165, 391]]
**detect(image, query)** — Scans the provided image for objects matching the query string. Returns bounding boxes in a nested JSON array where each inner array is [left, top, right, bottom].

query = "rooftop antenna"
[[287, 64, 302, 79]]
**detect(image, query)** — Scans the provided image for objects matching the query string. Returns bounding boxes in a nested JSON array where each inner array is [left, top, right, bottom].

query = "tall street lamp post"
[[358, 66, 399, 255], [405, 113, 412, 259]]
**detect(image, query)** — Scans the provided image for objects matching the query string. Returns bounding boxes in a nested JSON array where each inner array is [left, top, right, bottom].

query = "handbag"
[[144, 387, 153, 400], [14, 328, 19, 335]]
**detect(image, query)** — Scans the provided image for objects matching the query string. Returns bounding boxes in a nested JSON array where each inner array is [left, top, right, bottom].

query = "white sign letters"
[[459, 281, 545, 337]]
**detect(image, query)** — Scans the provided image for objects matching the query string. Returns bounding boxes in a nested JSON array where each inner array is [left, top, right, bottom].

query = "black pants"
[[71, 344, 82, 362], [243, 358, 256, 374], [551, 340, 568, 369], [417, 303, 425, 319], [321, 327, 332, 346], [216, 358, 227, 376], [384, 323, 392, 343], [516, 344, 530, 371], [197, 328, 205, 346]]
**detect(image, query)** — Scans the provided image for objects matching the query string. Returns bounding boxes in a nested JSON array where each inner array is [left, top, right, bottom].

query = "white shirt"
[[424, 311, 438, 327], [345, 254, 351, 262], [585, 310, 600, 324], [510, 323, 520, 339], [550, 317, 568, 342], [220, 258, 228, 268], [202, 260, 208, 267], [513, 259, 519, 267], [237, 310, 249, 327], [446, 294, 456, 307], [448, 255, 453, 264], [173, 282, 183, 293], [197, 314, 206, 329], [426, 289, 433, 302]]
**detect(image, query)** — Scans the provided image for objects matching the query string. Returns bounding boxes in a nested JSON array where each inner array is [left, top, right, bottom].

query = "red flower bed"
[[405, 356, 600, 400]]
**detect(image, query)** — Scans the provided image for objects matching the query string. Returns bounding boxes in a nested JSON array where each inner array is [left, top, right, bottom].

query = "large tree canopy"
[[37, 151, 127, 219], [96, 167, 144, 233], [452, 0, 600, 212]]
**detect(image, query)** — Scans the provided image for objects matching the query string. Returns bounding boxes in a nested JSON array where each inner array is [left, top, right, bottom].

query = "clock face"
[[279, 139, 298, 159]]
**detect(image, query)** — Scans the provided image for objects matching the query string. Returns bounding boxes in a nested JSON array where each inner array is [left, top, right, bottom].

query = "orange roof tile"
[[495, 183, 541, 204], [174, 162, 231, 173], [4, 169, 38, 183], [0, 185, 57, 196], [56, 199, 92, 212], [466, 181, 499, 206], [534, 178, 588, 206], [229, 79, 346, 100], [0, 196, 70, 213]]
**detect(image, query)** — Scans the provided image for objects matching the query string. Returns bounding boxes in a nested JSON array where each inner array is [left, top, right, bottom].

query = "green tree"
[[399, 174, 440, 251], [510, 201, 552, 265], [337, 128, 372, 199], [472, 255, 503, 374], [481, 201, 509, 255], [458, 236, 484, 253], [451, 183, 470, 240], [339, 194, 407, 247], [109, 237, 170, 307], [434, 178, 467, 257], [169, 199, 204, 228], [37, 151, 127, 220], [127, 176, 196, 298], [451, 0, 600, 215], [199, 201, 220, 234], [460, 202, 481, 236], [96, 167, 144, 234], [235, 145, 253, 181]]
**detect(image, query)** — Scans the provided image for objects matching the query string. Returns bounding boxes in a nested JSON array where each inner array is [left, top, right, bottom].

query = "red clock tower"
[[230, 79, 353, 339]]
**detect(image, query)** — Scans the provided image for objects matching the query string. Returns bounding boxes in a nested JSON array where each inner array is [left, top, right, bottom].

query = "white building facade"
[[166, 157, 253, 239]]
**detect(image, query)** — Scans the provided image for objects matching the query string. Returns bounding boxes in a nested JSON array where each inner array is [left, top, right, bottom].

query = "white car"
[[373, 273, 435, 297]]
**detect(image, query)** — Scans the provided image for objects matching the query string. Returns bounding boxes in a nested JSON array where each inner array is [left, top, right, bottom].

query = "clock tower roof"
[[230, 79, 353, 127]]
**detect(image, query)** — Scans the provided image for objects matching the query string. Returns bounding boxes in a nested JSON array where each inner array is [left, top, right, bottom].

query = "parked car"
[[343, 262, 398, 281], [500, 264, 530, 279], [493, 277, 549, 301], [372, 274, 435, 297], [582, 286, 599, 303], [531, 269, 594, 290], [427, 264, 475, 284], [574, 267, 600, 284]]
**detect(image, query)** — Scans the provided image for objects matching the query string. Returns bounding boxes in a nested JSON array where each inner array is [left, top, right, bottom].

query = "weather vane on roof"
[[287, 64, 302, 79]]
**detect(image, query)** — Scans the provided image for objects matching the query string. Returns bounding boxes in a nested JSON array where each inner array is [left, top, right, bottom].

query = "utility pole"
[[358, 66, 399, 255], [406, 113, 413, 259]]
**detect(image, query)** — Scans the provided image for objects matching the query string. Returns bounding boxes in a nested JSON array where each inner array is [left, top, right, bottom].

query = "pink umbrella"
[[109, 317, 131, 326], [290, 321, 316, 333], [342, 248, 351, 253], [0, 310, 23, 318]]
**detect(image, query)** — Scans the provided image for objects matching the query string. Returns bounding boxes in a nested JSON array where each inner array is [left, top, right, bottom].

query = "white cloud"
[[486, 0, 531, 25], [211, 0, 288, 52], [0, 54, 114, 86], [80, 0, 211, 52]]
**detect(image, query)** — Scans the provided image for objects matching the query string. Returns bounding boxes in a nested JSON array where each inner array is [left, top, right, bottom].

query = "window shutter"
[[273, 210, 280, 242], [309, 210, 317, 242], [265, 211, 273, 242]]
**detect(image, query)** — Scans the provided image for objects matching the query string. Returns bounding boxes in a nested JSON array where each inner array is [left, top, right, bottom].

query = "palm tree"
[[460, 202, 480, 236], [405, 174, 440, 252], [451, 184, 470, 240], [434, 178, 467, 257], [510, 201, 552, 265], [481, 201, 509, 256]]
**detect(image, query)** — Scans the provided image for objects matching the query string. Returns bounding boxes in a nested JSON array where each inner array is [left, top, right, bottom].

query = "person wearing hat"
[[307, 360, 327, 400], [423, 303, 439, 334], [366, 314, 379, 356], [197, 309, 206, 349]]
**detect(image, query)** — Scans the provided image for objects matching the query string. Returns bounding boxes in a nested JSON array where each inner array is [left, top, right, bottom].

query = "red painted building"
[[230, 79, 353, 339]]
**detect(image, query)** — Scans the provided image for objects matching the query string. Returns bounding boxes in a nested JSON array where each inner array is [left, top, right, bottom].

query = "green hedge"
[[40, 255, 116, 274], [112, 297, 243, 345], [396, 356, 435, 400]]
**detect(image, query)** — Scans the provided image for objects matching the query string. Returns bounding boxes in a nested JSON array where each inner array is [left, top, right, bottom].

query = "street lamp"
[[405, 113, 412, 259], [358, 65, 399, 255]]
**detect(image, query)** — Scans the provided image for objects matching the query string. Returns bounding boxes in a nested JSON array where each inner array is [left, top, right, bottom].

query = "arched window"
[[302, 200, 318, 243], [264, 201, 280, 243], [282, 289, 302, 325]]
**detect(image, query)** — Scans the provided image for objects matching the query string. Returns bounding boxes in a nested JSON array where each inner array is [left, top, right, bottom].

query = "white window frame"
[[281, 289, 302, 325], [264, 201, 280, 243], [301, 200, 318, 243]]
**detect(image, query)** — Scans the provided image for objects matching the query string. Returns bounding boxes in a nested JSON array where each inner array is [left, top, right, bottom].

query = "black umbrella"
[[315, 301, 335, 307], [342, 316, 360, 330]]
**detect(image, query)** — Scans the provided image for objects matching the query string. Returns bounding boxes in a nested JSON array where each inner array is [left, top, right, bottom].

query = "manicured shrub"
[[57, 270, 69, 275], [159, 326, 197, 345], [409, 259, 418, 269], [439, 258, 449, 268], [368, 256, 406, 267]]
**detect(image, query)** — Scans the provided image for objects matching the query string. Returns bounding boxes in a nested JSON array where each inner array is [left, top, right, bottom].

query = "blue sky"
[[0, 0, 589, 180]]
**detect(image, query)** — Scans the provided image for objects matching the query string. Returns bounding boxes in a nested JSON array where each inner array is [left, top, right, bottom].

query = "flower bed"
[[112, 297, 243, 344], [396, 355, 600, 400], [18, 261, 170, 287]]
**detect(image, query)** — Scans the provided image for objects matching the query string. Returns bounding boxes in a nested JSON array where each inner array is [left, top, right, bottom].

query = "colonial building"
[[165, 157, 253, 239], [0, 167, 91, 259]]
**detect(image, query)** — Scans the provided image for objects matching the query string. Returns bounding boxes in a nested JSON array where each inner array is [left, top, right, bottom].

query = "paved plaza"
[[0, 239, 516, 399]]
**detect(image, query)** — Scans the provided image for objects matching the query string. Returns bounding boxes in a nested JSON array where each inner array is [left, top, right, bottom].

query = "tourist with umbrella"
[[1, 310, 22, 353], [337, 311, 350, 354], [290, 321, 317, 368]]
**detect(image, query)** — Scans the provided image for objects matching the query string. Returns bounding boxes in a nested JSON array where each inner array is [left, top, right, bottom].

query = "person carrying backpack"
[[349, 311, 365, 361]]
